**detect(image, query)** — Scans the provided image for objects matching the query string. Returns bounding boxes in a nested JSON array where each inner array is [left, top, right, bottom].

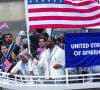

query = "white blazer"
[[33, 45, 65, 76], [11, 59, 32, 76]]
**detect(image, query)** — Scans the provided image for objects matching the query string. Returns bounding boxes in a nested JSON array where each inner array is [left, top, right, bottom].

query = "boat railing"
[[1, 71, 100, 90], [0, 71, 100, 86]]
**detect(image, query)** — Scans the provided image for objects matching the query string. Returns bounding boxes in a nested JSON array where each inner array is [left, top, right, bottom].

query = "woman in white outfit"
[[10, 50, 33, 77]]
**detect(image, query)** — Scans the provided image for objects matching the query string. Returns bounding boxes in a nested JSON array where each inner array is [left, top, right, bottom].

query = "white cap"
[[19, 31, 26, 36]]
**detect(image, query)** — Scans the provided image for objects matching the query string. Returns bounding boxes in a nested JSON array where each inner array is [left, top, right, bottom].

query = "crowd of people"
[[0, 29, 65, 79], [1, 28, 100, 84]]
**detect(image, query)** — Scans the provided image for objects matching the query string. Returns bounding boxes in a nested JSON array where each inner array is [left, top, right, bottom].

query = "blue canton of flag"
[[28, 0, 63, 4]]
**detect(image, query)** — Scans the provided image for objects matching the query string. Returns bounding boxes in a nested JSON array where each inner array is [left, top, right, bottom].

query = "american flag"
[[25, 0, 100, 29], [4, 59, 12, 72]]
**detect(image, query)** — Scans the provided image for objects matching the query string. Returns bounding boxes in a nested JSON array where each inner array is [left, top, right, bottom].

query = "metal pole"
[[24, 0, 31, 54]]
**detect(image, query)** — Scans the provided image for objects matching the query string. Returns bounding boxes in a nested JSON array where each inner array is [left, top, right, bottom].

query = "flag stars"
[[28, 0, 63, 4], [36, 0, 38, 3], [48, 0, 50, 2], [42, 0, 45, 2], [54, 0, 56, 2], [29, 0, 32, 3], [60, 0, 62, 2]]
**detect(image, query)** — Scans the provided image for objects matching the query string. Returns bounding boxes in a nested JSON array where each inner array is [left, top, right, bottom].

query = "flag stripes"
[[29, 22, 100, 29], [29, 14, 100, 21], [25, 0, 100, 29], [4, 60, 12, 72]]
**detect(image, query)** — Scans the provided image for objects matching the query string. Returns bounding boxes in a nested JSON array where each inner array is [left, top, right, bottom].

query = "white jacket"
[[33, 45, 65, 76], [10, 59, 32, 76]]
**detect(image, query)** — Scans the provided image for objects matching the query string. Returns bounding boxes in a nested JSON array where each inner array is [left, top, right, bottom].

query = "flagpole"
[[24, 0, 31, 54], [27, 28, 31, 54]]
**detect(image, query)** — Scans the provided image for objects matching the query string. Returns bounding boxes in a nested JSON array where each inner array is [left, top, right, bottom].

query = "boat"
[[1, 70, 100, 90]]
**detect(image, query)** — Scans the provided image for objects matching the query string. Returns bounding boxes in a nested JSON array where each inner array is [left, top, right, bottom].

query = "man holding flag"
[[0, 44, 16, 72], [30, 37, 65, 78]]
